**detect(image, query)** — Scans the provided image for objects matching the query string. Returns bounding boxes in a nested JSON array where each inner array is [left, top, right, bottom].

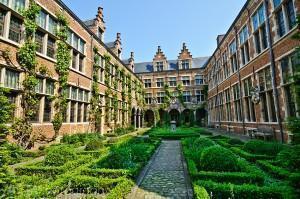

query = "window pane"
[[79, 55, 84, 72], [286, 0, 296, 29], [0, 9, 5, 36], [4, 69, 19, 89], [43, 97, 52, 122], [70, 102, 76, 123], [73, 34, 79, 49], [273, 0, 281, 8], [12, 0, 25, 12], [35, 31, 44, 53], [0, 0, 8, 6], [71, 87, 77, 100], [79, 39, 85, 53], [48, 16, 57, 35], [67, 30, 72, 45], [46, 80, 55, 95], [36, 10, 47, 29], [47, 37, 55, 58], [277, 9, 286, 37], [77, 103, 82, 122], [72, 52, 78, 69], [9, 16, 22, 43], [35, 78, 44, 93]]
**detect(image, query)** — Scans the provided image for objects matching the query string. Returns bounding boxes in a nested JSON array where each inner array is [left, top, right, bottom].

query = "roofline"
[[135, 67, 206, 75], [55, 0, 141, 80], [135, 56, 211, 65], [203, 0, 249, 68]]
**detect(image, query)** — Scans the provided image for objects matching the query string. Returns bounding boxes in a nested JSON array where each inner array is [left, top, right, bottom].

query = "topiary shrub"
[[187, 138, 216, 165], [45, 145, 76, 166], [228, 138, 244, 145], [200, 146, 240, 172], [276, 145, 300, 171], [243, 140, 284, 156], [193, 138, 215, 149], [85, 140, 104, 151]]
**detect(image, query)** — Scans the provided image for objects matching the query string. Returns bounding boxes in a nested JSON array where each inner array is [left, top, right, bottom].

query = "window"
[[232, 84, 242, 122], [157, 92, 164, 104], [47, 37, 55, 58], [35, 31, 44, 53], [0, 0, 8, 6], [35, 78, 44, 94], [276, 8, 286, 37], [144, 79, 151, 88], [196, 90, 205, 103], [252, 5, 268, 54], [30, 97, 41, 123], [67, 29, 72, 45], [46, 80, 55, 95], [71, 87, 77, 100], [79, 55, 84, 72], [195, 75, 204, 85], [12, 0, 25, 12], [77, 103, 82, 122], [36, 10, 47, 29], [156, 62, 163, 72], [239, 26, 250, 65], [182, 76, 190, 86], [222, 52, 230, 78], [0, 9, 5, 36], [43, 97, 52, 122], [156, 78, 164, 87], [73, 34, 79, 50], [83, 104, 88, 122], [79, 40, 85, 54], [243, 77, 256, 122], [183, 91, 191, 103], [4, 69, 19, 89], [286, 0, 296, 30], [258, 67, 277, 122], [145, 93, 152, 104], [70, 102, 76, 123], [48, 16, 57, 35], [169, 77, 177, 87], [181, 60, 190, 69], [9, 15, 22, 43], [229, 40, 238, 72], [225, 89, 232, 121], [72, 52, 78, 69]]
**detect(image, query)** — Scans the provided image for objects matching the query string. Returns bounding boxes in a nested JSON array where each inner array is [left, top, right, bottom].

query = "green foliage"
[[149, 127, 202, 139], [193, 184, 210, 199], [275, 145, 300, 171], [106, 178, 135, 199], [256, 160, 290, 179], [200, 146, 240, 172], [228, 138, 244, 145], [45, 145, 76, 166], [61, 133, 104, 145], [289, 173, 300, 189], [85, 140, 104, 151], [243, 140, 284, 156], [230, 147, 274, 162], [52, 12, 71, 136]]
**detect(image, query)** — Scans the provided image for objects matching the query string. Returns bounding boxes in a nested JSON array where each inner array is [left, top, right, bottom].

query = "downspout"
[[264, 0, 284, 143], [234, 27, 246, 135]]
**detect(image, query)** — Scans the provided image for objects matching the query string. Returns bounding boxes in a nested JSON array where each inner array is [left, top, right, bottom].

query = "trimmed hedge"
[[289, 173, 300, 189], [196, 180, 292, 199], [230, 147, 274, 162], [80, 168, 132, 178], [45, 145, 76, 166], [275, 145, 300, 172], [149, 133, 200, 139], [192, 171, 264, 185], [193, 184, 210, 199], [106, 178, 135, 199], [256, 160, 290, 179], [186, 158, 198, 175], [228, 138, 244, 145], [243, 140, 284, 156], [85, 140, 104, 151]]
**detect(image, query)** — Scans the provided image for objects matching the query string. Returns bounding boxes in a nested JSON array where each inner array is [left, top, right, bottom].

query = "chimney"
[[116, 33, 121, 43], [183, 42, 186, 50], [158, 46, 161, 53], [129, 52, 135, 72], [97, 7, 104, 22], [130, 52, 134, 61]]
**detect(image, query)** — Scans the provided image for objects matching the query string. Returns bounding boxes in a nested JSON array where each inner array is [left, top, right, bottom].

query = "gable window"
[[157, 92, 164, 104], [239, 26, 250, 65], [183, 91, 191, 103], [182, 76, 190, 86], [229, 40, 238, 72], [195, 75, 204, 85], [156, 62, 163, 72], [156, 78, 164, 87], [9, 15, 22, 43], [252, 4, 268, 54], [144, 79, 151, 88], [35, 31, 45, 53], [181, 60, 190, 69], [169, 77, 177, 87], [0, 9, 5, 36]]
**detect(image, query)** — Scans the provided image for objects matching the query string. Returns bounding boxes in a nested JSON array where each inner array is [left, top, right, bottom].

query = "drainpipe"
[[234, 27, 246, 135], [264, 0, 284, 143]]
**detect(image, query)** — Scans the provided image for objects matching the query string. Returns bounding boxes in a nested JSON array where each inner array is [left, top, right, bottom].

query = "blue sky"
[[63, 0, 246, 62]]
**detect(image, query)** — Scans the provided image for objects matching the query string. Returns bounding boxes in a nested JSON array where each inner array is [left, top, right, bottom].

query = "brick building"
[[0, 0, 143, 139], [205, 0, 299, 142], [135, 44, 209, 127]]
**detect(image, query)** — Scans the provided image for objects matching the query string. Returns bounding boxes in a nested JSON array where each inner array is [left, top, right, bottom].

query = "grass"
[[148, 126, 206, 139]]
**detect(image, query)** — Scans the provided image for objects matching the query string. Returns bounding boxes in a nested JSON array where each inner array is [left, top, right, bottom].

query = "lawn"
[[182, 135, 300, 199], [5, 131, 160, 198]]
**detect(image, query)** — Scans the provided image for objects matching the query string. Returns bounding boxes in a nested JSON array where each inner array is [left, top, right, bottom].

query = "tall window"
[[225, 89, 232, 121], [169, 77, 177, 87], [182, 76, 190, 86], [252, 4, 268, 54], [145, 93, 152, 104], [239, 26, 250, 65], [35, 31, 45, 53], [258, 67, 277, 122], [196, 90, 205, 103], [47, 37, 55, 58], [48, 16, 57, 35], [222, 52, 230, 78], [273, 0, 296, 37], [79, 55, 84, 72], [183, 91, 191, 103], [156, 62, 163, 72], [144, 79, 151, 88], [4, 69, 19, 89], [195, 75, 204, 85], [243, 77, 256, 122], [181, 60, 190, 69], [36, 10, 47, 29], [157, 92, 165, 104], [9, 15, 22, 43], [12, 0, 25, 12], [233, 84, 242, 122], [72, 52, 78, 69], [0, 9, 5, 36], [229, 40, 238, 72], [281, 53, 298, 117], [156, 78, 164, 87], [43, 97, 52, 122]]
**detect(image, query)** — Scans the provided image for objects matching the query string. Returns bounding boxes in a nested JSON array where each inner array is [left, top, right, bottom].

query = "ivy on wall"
[[104, 54, 112, 126], [176, 83, 186, 108], [127, 74, 133, 123], [12, 0, 40, 149], [90, 47, 102, 132], [52, 12, 71, 136]]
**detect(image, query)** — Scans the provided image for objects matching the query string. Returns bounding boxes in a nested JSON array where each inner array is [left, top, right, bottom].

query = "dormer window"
[[156, 62, 163, 72], [181, 60, 190, 69]]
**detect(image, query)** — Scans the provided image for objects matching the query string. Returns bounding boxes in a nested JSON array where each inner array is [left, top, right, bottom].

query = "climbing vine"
[[176, 83, 186, 108], [127, 74, 133, 123], [52, 12, 71, 136], [90, 47, 102, 132], [162, 84, 171, 109], [104, 55, 113, 126], [12, 0, 40, 149]]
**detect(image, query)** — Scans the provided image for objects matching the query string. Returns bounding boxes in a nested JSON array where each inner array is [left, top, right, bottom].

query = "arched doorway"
[[181, 109, 194, 126], [169, 109, 180, 125], [144, 110, 155, 127], [131, 108, 136, 127], [196, 108, 207, 127], [158, 109, 169, 126]]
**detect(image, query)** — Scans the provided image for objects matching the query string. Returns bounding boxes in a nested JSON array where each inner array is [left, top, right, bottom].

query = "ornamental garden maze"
[[0, 0, 300, 198]]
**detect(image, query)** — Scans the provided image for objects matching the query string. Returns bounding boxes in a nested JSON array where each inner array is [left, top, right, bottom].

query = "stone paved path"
[[128, 140, 193, 199]]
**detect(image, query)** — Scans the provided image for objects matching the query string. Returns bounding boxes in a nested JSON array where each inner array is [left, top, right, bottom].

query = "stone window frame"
[[195, 75, 204, 85], [168, 76, 177, 87], [156, 61, 164, 72], [181, 76, 190, 86], [238, 25, 250, 66], [156, 92, 165, 104], [242, 76, 256, 122], [156, 78, 164, 88], [145, 93, 152, 105], [144, 79, 151, 88], [232, 83, 242, 122], [181, 59, 190, 70], [229, 39, 238, 73]]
